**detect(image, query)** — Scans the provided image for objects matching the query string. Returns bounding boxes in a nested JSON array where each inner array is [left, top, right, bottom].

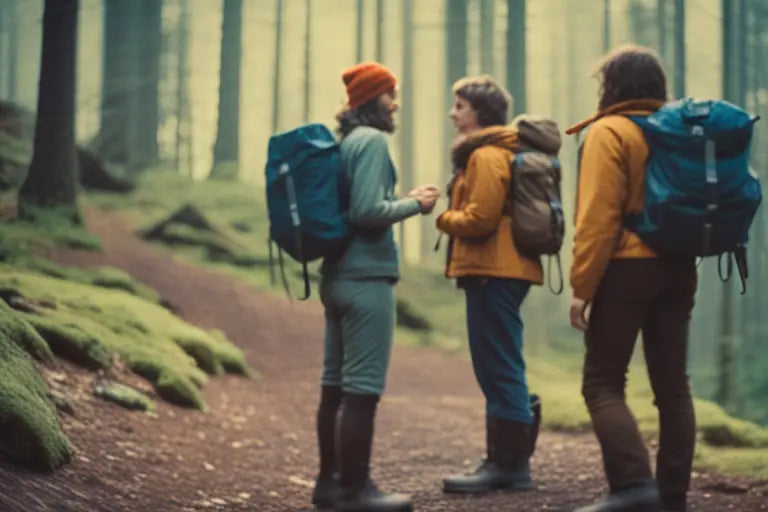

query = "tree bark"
[[97, 1, 161, 168], [17, 0, 80, 221], [135, 0, 163, 166], [211, 0, 242, 177]]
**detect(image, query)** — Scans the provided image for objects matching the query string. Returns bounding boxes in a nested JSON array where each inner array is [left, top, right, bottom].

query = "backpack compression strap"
[[282, 163, 312, 301]]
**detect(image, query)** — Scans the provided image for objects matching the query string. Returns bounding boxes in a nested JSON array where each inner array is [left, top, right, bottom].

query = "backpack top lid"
[[512, 114, 562, 155], [266, 123, 338, 169], [633, 98, 758, 140]]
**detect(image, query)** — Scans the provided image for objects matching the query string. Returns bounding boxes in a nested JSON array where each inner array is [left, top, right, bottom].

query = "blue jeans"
[[461, 277, 532, 423]]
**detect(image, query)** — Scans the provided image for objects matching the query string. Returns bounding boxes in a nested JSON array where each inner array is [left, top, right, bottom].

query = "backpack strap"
[[282, 163, 312, 301], [547, 253, 564, 295], [268, 237, 293, 302], [719, 246, 748, 294]]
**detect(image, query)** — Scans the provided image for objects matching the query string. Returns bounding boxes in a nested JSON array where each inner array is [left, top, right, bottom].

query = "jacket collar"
[[566, 98, 665, 135], [451, 125, 520, 170]]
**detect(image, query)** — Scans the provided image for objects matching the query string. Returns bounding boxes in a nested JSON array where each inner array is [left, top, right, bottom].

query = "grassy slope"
[[88, 170, 768, 478]]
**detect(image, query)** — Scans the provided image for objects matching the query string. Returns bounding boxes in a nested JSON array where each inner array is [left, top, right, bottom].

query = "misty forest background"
[[2, 0, 768, 429]]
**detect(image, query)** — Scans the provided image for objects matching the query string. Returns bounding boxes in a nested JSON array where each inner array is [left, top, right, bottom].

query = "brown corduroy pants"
[[581, 258, 697, 501]]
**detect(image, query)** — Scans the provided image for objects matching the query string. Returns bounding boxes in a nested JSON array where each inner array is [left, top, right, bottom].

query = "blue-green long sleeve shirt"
[[320, 126, 421, 281]]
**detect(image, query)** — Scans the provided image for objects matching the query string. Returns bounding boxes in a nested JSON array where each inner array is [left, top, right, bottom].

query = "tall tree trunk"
[[3, 0, 18, 102], [673, 0, 685, 98], [375, 0, 384, 62], [506, 0, 526, 115], [175, 0, 190, 175], [271, 0, 283, 133], [356, 0, 364, 62], [136, 0, 163, 167], [444, 0, 467, 178], [211, 0, 243, 177], [480, 0, 494, 75], [100, 0, 141, 167], [657, 0, 667, 64], [18, 0, 80, 222], [603, 0, 611, 53], [399, 0, 414, 258], [303, 0, 312, 123], [717, 0, 745, 410]]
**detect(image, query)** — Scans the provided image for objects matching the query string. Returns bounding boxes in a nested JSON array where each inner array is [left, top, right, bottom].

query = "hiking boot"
[[443, 416, 534, 493], [443, 457, 533, 493], [573, 482, 660, 511], [312, 474, 339, 509], [335, 478, 412, 512], [660, 494, 687, 512]]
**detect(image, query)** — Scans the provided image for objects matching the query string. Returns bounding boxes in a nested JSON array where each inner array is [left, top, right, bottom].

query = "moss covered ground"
[[88, 169, 768, 479], [0, 210, 252, 470]]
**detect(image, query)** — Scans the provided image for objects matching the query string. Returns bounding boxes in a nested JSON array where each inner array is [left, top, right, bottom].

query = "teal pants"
[[320, 278, 396, 396]]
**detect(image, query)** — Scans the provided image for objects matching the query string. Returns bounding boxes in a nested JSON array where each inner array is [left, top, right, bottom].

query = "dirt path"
[[0, 209, 765, 511]]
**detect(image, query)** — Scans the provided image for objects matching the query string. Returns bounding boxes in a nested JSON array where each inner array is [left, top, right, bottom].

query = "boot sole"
[[443, 481, 535, 494], [334, 504, 412, 512], [312, 499, 335, 510]]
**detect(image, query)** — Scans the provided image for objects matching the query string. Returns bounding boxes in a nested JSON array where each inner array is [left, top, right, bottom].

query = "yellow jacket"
[[566, 99, 664, 301], [436, 126, 543, 283]]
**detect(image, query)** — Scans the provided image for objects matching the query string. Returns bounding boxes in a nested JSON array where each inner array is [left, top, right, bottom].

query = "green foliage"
[[16, 203, 82, 231], [0, 305, 71, 470], [0, 217, 100, 257], [209, 161, 239, 181]]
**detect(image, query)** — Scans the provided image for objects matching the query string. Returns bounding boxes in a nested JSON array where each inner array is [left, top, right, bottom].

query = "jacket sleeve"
[[348, 133, 421, 228], [570, 122, 628, 301], [436, 146, 508, 238]]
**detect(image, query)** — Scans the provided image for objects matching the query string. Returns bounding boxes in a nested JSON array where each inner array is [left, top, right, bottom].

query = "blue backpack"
[[627, 98, 762, 292], [265, 124, 349, 299]]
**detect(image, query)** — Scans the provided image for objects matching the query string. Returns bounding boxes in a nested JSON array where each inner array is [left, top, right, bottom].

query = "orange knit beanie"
[[342, 62, 397, 109]]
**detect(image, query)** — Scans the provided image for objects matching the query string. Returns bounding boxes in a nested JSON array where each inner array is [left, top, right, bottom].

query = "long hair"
[[335, 96, 395, 138], [596, 45, 667, 110]]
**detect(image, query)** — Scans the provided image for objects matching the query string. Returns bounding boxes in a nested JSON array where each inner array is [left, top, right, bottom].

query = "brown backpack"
[[507, 116, 564, 293]]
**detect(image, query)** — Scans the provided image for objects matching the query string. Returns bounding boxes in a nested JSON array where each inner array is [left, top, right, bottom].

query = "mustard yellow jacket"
[[436, 126, 543, 284], [566, 99, 664, 301]]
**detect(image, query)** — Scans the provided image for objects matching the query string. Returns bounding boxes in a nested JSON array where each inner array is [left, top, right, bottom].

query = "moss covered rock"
[[0, 265, 252, 412], [0, 299, 53, 362], [155, 370, 205, 410], [93, 379, 155, 412], [23, 312, 111, 370], [0, 326, 70, 469]]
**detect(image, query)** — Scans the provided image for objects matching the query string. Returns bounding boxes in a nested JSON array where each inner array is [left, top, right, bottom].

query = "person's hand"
[[408, 185, 441, 214], [416, 191, 440, 214], [570, 296, 589, 332], [407, 185, 440, 198]]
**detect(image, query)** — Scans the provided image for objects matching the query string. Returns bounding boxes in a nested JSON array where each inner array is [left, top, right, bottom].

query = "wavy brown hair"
[[596, 45, 667, 110], [452, 75, 510, 127], [335, 94, 395, 138]]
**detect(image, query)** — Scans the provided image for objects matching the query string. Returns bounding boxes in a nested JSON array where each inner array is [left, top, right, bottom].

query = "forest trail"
[[0, 209, 764, 512]]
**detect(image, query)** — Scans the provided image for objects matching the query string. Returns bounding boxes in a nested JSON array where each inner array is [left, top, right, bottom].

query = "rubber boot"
[[312, 385, 342, 509], [334, 392, 412, 512]]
